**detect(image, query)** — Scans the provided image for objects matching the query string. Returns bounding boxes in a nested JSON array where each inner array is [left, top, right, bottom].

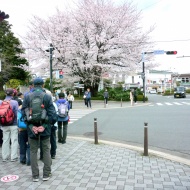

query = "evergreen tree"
[[0, 20, 28, 90]]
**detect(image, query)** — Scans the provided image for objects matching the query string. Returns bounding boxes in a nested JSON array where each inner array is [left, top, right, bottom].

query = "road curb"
[[68, 136, 190, 166]]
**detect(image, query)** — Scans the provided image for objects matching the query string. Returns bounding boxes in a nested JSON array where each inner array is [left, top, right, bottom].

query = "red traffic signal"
[[59, 70, 63, 75], [59, 70, 63, 79], [166, 51, 177, 55]]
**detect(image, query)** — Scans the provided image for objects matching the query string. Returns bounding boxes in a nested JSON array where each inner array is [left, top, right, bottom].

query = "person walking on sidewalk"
[[130, 89, 134, 106], [67, 92, 74, 109], [22, 77, 57, 182], [56, 92, 70, 144], [134, 88, 138, 104], [83, 90, 88, 106], [85, 88, 92, 108], [0, 88, 19, 162], [103, 89, 109, 105]]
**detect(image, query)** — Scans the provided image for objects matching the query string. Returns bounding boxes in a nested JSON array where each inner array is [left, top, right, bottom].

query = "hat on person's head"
[[5, 88, 14, 95], [58, 93, 65, 98], [33, 77, 44, 85]]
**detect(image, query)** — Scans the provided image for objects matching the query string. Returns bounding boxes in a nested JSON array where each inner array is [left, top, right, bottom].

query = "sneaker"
[[2, 158, 8, 162], [20, 161, 26, 165], [62, 140, 66, 144], [43, 173, 51, 181], [51, 155, 55, 159], [33, 176, 39, 182], [11, 158, 18, 162]]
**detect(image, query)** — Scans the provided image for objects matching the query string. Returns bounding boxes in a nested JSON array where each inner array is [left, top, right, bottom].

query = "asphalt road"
[[68, 94, 190, 159]]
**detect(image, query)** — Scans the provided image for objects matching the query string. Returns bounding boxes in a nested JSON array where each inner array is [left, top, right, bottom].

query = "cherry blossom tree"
[[24, 0, 155, 94]]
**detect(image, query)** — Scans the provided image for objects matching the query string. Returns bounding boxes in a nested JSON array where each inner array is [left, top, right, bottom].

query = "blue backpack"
[[17, 110, 27, 129]]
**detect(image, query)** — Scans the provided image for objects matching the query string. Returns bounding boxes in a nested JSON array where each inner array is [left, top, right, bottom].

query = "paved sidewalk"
[[0, 137, 190, 190], [69, 100, 151, 110]]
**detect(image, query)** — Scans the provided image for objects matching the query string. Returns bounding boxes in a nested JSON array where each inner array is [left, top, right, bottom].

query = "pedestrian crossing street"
[[149, 101, 190, 107], [68, 109, 97, 124]]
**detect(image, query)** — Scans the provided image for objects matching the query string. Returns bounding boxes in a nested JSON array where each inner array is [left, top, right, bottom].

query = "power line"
[[155, 39, 190, 43]]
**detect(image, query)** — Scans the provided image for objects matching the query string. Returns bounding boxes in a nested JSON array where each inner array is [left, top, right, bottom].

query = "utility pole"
[[49, 43, 54, 93]]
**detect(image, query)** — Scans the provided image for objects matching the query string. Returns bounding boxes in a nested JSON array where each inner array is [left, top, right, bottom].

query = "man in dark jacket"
[[103, 89, 109, 105], [21, 77, 57, 182]]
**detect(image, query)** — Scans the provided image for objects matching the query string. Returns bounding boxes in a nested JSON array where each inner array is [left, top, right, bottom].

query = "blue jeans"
[[86, 98, 91, 108], [19, 130, 30, 165]]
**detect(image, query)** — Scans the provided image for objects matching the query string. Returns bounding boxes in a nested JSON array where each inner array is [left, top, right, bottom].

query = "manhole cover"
[[83, 132, 102, 137]]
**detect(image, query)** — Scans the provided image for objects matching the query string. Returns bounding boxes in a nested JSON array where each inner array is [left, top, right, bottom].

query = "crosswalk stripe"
[[156, 103, 163, 106], [153, 102, 190, 106], [173, 102, 182, 105], [165, 102, 173, 105], [182, 102, 190, 105], [68, 109, 97, 124]]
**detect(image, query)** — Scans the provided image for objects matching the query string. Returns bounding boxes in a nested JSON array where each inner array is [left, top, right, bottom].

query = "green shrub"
[[137, 95, 148, 101], [0, 91, 6, 100]]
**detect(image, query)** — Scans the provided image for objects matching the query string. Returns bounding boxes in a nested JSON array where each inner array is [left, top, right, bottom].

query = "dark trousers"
[[58, 121, 68, 142], [69, 101, 72, 109], [29, 137, 51, 178], [104, 98, 108, 104], [50, 127, 57, 156], [19, 130, 30, 165], [134, 96, 137, 103], [86, 98, 91, 108], [40, 127, 57, 158]]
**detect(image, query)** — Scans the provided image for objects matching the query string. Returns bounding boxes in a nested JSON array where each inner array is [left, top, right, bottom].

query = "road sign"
[[1, 175, 19, 183], [154, 50, 165, 55]]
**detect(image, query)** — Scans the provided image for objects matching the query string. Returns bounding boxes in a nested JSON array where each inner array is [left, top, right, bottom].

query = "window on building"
[[186, 78, 189, 83], [182, 78, 185, 83], [153, 81, 156, 84]]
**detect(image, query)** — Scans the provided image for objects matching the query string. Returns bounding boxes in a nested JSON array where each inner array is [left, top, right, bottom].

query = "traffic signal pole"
[[49, 43, 53, 93], [143, 61, 145, 103]]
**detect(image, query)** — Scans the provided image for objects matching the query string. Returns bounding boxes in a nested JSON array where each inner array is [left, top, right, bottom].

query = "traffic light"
[[0, 11, 9, 22], [166, 51, 177, 55], [59, 70, 63, 79]]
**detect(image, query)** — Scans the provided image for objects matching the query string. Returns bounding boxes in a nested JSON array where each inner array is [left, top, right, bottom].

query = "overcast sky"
[[1, 0, 190, 73]]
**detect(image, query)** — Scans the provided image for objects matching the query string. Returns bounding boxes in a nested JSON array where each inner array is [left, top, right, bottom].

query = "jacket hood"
[[57, 99, 67, 104]]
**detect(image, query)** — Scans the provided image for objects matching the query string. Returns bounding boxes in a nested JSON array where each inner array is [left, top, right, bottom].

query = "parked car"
[[149, 89, 157, 94], [174, 86, 186, 98]]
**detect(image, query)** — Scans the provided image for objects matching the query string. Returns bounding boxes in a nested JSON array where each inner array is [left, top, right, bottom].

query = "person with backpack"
[[0, 88, 19, 162], [21, 77, 57, 182], [39, 90, 58, 160], [55, 92, 70, 144]]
